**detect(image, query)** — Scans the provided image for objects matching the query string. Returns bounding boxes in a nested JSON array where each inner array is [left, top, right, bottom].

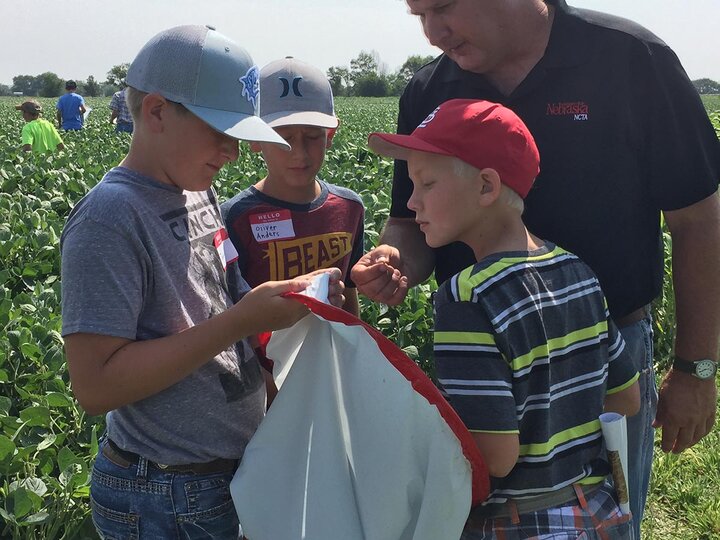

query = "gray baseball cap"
[[126, 24, 289, 148], [259, 57, 339, 129]]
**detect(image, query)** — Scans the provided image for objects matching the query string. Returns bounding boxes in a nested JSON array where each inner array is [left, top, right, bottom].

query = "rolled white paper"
[[299, 272, 330, 304], [599, 412, 630, 515]]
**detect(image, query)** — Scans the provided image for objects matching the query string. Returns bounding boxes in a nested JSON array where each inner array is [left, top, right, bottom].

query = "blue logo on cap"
[[240, 66, 259, 110]]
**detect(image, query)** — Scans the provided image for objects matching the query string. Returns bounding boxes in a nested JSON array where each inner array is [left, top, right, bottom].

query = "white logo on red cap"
[[418, 106, 441, 129]]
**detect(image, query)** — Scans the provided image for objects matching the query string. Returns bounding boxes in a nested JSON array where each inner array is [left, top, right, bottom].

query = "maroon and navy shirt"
[[221, 181, 364, 290]]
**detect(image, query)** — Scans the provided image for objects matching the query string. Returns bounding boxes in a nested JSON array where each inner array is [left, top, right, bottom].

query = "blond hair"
[[451, 157, 525, 213]]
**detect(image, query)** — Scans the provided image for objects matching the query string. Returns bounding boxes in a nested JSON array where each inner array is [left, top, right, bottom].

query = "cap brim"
[[184, 104, 290, 149], [263, 111, 339, 129], [367, 133, 453, 161]]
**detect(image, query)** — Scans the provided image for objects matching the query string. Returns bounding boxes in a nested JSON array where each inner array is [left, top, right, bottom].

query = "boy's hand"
[[303, 267, 345, 307], [351, 245, 409, 305], [237, 268, 344, 335], [237, 279, 313, 336]]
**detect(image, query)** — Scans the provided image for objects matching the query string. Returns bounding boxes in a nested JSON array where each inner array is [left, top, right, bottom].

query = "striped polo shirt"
[[433, 243, 638, 505]]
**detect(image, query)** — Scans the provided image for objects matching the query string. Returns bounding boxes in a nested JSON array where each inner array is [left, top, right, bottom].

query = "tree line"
[[1, 64, 129, 98], [2, 53, 719, 98]]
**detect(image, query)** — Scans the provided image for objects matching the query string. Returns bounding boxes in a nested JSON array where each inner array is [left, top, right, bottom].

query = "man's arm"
[[654, 193, 720, 453], [110, 110, 118, 124], [22, 144, 31, 152], [351, 217, 434, 305], [56, 109, 62, 127]]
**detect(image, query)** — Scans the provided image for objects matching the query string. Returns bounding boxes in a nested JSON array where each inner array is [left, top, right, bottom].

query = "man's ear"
[[477, 168, 502, 206], [142, 93, 167, 133], [249, 141, 263, 153]]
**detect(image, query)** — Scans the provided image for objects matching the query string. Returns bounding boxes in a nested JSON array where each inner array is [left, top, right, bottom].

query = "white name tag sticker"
[[250, 210, 295, 243]]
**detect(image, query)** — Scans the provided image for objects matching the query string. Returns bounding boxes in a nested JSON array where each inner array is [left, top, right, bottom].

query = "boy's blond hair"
[[452, 157, 525, 214]]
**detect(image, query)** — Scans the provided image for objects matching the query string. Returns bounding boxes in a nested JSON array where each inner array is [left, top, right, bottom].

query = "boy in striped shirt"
[[368, 99, 640, 539]]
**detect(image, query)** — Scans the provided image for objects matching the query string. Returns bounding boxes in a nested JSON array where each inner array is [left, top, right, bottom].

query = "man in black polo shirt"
[[352, 0, 720, 535]]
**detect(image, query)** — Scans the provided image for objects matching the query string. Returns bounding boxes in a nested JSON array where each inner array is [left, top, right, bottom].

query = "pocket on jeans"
[[177, 499, 240, 540], [91, 496, 139, 540], [183, 473, 233, 513]]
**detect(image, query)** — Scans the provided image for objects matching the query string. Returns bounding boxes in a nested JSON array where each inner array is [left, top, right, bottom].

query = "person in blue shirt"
[[56, 80, 87, 130]]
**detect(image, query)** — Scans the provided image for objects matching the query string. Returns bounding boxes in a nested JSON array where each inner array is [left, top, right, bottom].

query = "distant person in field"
[[221, 56, 364, 405], [109, 82, 133, 133], [16, 100, 64, 153], [60, 25, 345, 538], [352, 1, 720, 536], [56, 80, 86, 130], [368, 98, 640, 538]]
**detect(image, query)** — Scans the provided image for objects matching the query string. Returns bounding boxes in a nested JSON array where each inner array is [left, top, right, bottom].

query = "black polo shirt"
[[391, 0, 720, 319]]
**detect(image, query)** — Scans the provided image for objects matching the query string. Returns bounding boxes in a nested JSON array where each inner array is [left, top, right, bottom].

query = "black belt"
[[469, 483, 602, 521], [103, 439, 238, 475], [614, 304, 649, 328]]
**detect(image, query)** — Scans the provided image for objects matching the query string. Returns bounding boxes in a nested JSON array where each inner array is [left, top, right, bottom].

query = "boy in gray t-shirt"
[[60, 25, 344, 539]]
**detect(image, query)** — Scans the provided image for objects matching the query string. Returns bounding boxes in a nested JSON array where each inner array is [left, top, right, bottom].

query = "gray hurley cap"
[[126, 24, 289, 148], [259, 57, 339, 129]]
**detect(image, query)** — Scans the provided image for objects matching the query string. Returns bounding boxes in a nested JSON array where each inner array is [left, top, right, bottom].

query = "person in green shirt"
[[16, 100, 65, 153]]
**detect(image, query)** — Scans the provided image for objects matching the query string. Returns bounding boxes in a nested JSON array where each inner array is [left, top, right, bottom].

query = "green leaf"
[[7, 487, 34, 519], [58, 446, 80, 472], [19, 303, 36, 314], [0, 506, 16, 524], [0, 434, 16, 460], [37, 433, 57, 451], [22, 510, 50, 524], [0, 395, 11, 414], [10, 477, 47, 497], [45, 392, 73, 408], [90, 424, 99, 457], [19, 406, 51, 427]]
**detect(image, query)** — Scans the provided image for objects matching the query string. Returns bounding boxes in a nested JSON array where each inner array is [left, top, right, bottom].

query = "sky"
[[2, 0, 719, 88]]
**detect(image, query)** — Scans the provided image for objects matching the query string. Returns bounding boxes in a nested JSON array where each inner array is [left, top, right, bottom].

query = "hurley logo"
[[240, 66, 260, 110], [546, 101, 589, 121], [279, 76, 303, 97]]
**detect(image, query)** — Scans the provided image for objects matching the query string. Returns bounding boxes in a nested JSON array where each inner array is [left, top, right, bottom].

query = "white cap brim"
[[262, 110, 339, 129], [185, 104, 290, 149]]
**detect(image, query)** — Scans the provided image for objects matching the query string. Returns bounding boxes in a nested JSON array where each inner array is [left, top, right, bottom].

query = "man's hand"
[[653, 369, 717, 453], [351, 245, 409, 306]]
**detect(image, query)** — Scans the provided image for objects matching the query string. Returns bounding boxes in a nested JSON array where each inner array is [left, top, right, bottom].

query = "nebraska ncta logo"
[[546, 101, 589, 121]]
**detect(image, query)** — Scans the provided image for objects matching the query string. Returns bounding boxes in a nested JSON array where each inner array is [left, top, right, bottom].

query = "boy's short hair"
[[259, 57, 339, 129], [125, 24, 288, 147], [368, 99, 540, 199], [125, 87, 189, 123], [16, 100, 42, 116], [450, 157, 525, 213], [65, 80, 77, 90]]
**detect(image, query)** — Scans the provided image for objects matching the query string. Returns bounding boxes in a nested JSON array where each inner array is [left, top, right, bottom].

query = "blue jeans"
[[618, 317, 658, 539], [91, 438, 240, 539], [115, 121, 133, 134]]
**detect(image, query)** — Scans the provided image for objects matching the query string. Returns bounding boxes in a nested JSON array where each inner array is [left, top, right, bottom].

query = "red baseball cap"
[[368, 99, 540, 198]]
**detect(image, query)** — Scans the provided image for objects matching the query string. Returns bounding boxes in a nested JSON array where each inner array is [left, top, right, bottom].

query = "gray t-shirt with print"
[[61, 167, 265, 464]]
